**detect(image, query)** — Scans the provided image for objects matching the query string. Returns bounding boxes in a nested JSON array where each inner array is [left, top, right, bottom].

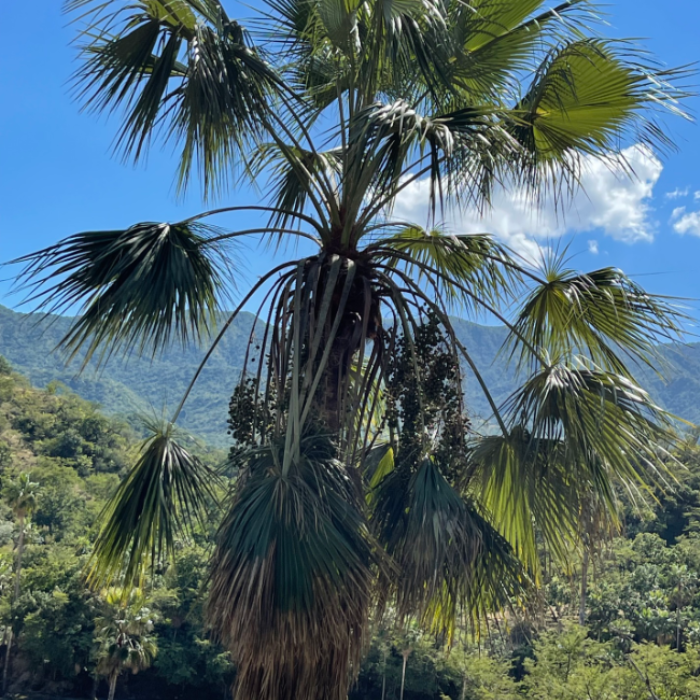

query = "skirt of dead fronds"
[[207, 433, 375, 700]]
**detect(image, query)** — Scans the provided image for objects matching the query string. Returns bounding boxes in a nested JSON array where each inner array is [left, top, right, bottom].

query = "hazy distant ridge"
[[0, 305, 697, 445]]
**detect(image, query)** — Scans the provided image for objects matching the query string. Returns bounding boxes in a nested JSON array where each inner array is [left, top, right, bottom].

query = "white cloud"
[[695, 191, 700, 201], [671, 206, 686, 220], [671, 207, 700, 237], [588, 240, 599, 255], [392, 145, 663, 259], [666, 187, 689, 199]]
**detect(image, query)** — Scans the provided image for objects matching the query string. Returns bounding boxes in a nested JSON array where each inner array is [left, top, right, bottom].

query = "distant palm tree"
[[13, 1, 690, 698], [2, 473, 38, 693], [94, 588, 157, 700]]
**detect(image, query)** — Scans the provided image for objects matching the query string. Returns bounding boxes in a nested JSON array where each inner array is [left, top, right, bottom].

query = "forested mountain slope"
[[0, 305, 697, 445]]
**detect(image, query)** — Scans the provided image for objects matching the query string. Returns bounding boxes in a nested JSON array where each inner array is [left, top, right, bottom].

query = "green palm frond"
[[510, 363, 674, 480], [505, 254, 685, 375], [70, 0, 284, 194], [13, 221, 230, 364], [253, 142, 342, 235], [473, 428, 582, 570], [509, 39, 690, 177], [347, 100, 518, 225], [3, 473, 40, 519], [371, 456, 524, 636], [475, 364, 675, 570], [448, 0, 590, 99], [460, 0, 552, 48], [208, 432, 375, 700], [372, 227, 516, 309], [88, 423, 218, 587]]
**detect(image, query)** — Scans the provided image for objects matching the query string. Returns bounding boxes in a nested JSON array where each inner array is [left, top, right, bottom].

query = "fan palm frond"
[[507, 39, 690, 188], [88, 422, 219, 586], [448, 0, 591, 99], [372, 227, 516, 309], [505, 253, 685, 375], [69, 0, 285, 194], [12, 221, 230, 364], [475, 364, 676, 570], [348, 99, 518, 224], [371, 456, 525, 637], [253, 142, 342, 235], [472, 428, 581, 570]]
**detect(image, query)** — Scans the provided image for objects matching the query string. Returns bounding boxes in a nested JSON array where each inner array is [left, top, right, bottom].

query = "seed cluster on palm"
[[13, 1, 690, 698]]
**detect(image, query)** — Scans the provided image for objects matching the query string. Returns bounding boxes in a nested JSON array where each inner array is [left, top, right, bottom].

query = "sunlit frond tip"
[[11, 221, 232, 365], [505, 256, 687, 376]]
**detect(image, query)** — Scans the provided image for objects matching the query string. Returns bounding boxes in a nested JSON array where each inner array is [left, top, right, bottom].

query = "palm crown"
[[13, 1, 690, 698], [4, 474, 38, 521]]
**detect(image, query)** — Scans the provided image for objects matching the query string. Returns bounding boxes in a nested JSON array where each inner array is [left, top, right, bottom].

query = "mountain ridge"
[[0, 304, 698, 445]]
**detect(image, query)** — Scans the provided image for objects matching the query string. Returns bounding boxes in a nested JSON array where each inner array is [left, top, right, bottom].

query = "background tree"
[[94, 588, 157, 700], [2, 472, 38, 693], [11, 1, 690, 698]]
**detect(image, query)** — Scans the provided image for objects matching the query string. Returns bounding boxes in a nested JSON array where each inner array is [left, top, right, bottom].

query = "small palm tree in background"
[[94, 588, 157, 700], [2, 473, 38, 693], [5, 474, 39, 603], [12, 1, 691, 698]]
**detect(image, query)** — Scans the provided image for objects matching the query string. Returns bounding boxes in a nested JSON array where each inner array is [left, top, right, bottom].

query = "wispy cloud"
[[671, 206, 700, 237], [588, 240, 599, 255], [665, 187, 689, 199]]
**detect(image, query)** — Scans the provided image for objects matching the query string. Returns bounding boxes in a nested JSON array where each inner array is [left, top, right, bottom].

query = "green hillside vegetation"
[[1, 305, 698, 448], [0, 305, 258, 445], [1, 357, 700, 698]]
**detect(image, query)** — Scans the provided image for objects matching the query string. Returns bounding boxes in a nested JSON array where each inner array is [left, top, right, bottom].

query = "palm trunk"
[[14, 515, 25, 602], [380, 645, 387, 700], [2, 629, 12, 694], [107, 671, 118, 700], [399, 649, 410, 700], [3, 514, 25, 694], [315, 263, 374, 434], [460, 669, 468, 700], [579, 547, 589, 626]]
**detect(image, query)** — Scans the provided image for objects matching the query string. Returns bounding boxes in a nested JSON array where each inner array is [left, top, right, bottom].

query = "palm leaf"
[[474, 364, 676, 570], [12, 221, 230, 364], [348, 99, 517, 225], [371, 455, 525, 638], [472, 428, 580, 570], [505, 253, 685, 375], [69, 0, 285, 194], [253, 142, 342, 236], [88, 423, 218, 586], [372, 227, 515, 309], [449, 0, 590, 99], [509, 39, 690, 174]]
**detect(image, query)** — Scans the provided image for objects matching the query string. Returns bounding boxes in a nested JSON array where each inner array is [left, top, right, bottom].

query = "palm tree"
[[2, 473, 38, 693], [12, 1, 690, 698], [94, 588, 157, 700]]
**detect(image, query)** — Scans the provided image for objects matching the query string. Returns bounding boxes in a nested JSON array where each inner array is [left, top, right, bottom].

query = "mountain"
[[0, 304, 697, 445], [0, 305, 257, 445]]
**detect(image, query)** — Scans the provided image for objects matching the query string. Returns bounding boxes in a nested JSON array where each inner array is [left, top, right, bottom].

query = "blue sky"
[[1, 1, 699, 325]]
